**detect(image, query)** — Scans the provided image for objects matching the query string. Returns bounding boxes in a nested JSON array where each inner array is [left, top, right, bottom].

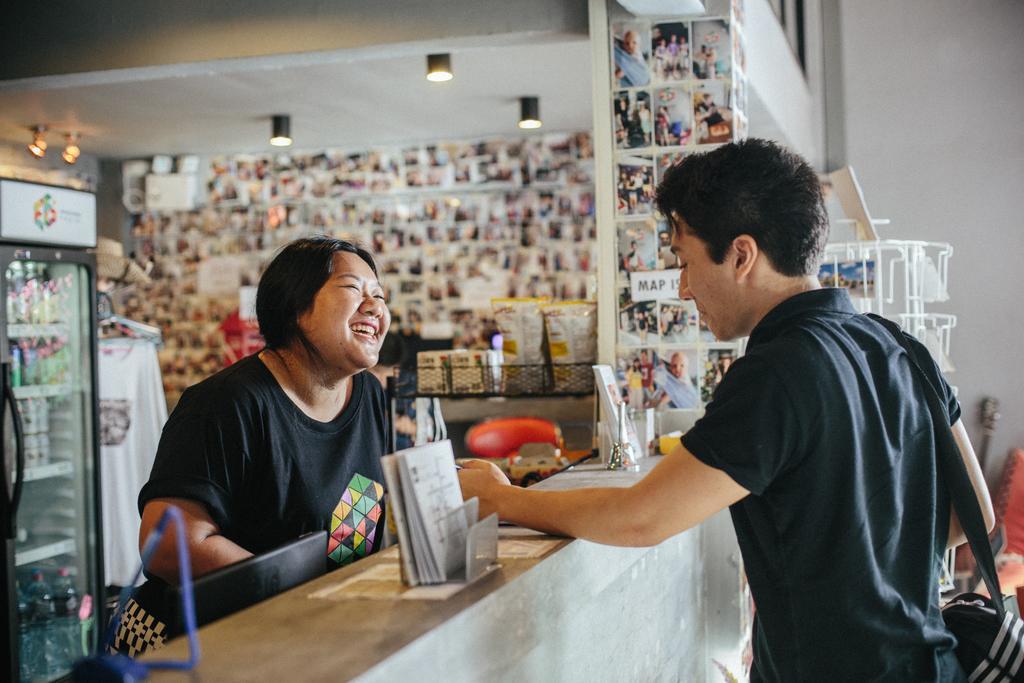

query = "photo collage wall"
[[125, 132, 596, 405], [610, 0, 747, 418]]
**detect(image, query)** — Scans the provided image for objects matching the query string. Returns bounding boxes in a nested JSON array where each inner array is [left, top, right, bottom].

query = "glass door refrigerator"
[[0, 179, 101, 682]]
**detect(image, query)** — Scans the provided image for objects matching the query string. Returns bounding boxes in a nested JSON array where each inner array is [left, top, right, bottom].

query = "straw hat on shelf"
[[91, 236, 151, 285]]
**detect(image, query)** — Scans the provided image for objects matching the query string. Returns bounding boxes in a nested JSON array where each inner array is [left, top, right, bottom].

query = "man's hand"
[[457, 459, 511, 520]]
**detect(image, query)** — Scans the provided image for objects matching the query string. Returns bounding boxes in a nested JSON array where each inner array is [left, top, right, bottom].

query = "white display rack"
[[822, 240, 953, 317], [823, 239, 956, 368]]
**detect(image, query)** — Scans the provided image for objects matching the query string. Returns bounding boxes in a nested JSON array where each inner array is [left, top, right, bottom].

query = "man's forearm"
[[493, 485, 661, 547]]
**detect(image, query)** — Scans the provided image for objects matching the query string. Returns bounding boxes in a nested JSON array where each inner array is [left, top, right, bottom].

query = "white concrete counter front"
[[146, 458, 746, 682]]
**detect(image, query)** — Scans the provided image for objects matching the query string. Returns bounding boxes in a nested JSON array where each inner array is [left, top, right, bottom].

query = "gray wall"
[[838, 0, 1024, 479]]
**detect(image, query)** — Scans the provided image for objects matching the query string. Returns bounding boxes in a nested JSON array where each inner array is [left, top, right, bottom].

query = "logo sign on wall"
[[629, 269, 681, 302], [0, 179, 97, 247]]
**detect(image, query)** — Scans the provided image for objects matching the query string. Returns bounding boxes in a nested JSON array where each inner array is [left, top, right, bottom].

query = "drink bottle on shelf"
[[53, 567, 82, 667]]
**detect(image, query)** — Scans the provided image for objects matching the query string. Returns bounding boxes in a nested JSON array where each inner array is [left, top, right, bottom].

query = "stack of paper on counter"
[[381, 440, 468, 586]]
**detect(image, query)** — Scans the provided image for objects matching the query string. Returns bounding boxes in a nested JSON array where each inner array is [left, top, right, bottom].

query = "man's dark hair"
[[256, 235, 378, 350], [655, 138, 828, 276]]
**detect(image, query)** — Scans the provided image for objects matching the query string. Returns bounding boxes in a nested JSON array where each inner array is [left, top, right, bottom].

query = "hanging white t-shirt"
[[98, 339, 167, 587]]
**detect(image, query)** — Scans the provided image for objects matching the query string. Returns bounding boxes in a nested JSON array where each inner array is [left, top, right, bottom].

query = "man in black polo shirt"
[[459, 139, 994, 681]]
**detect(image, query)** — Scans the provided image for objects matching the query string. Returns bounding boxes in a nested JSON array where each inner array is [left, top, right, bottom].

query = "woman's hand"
[[457, 459, 511, 521]]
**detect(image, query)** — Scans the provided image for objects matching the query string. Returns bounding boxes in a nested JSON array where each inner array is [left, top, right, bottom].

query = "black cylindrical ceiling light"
[[518, 96, 542, 130], [426, 53, 453, 82], [270, 115, 292, 147]]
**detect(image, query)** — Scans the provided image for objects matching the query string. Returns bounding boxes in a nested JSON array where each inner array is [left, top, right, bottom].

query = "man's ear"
[[732, 235, 758, 281]]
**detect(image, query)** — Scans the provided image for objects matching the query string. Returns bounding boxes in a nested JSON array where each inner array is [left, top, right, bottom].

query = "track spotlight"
[[27, 125, 48, 159], [426, 53, 453, 82], [62, 132, 81, 164], [270, 115, 292, 147], [518, 97, 542, 129]]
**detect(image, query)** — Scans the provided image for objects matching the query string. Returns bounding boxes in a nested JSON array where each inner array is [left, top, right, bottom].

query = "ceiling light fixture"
[[27, 125, 48, 159], [518, 97, 542, 130], [426, 53, 453, 82], [270, 115, 293, 147], [62, 132, 81, 164]]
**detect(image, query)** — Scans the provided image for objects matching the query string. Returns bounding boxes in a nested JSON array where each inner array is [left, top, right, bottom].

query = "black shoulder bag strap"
[[867, 313, 1004, 616]]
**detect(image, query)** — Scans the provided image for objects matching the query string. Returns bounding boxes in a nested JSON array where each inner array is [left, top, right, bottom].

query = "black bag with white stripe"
[[943, 593, 1024, 682], [871, 315, 1024, 682]]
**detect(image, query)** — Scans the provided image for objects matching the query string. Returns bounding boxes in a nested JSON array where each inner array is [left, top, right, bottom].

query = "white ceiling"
[[0, 39, 595, 160]]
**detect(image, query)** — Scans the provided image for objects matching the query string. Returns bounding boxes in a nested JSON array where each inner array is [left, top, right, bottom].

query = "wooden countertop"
[[145, 460, 656, 682]]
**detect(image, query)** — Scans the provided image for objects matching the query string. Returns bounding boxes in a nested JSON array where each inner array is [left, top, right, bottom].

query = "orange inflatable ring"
[[465, 416, 563, 459]]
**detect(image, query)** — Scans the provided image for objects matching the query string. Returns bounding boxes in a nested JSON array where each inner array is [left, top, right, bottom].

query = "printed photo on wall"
[[733, 75, 749, 118], [616, 347, 661, 409], [616, 155, 655, 216], [614, 90, 654, 150], [659, 300, 699, 343], [702, 347, 737, 403], [818, 259, 877, 296], [732, 0, 746, 26], [653, 348, 700, 409], [732, 24, 747, 75], [692, 19, 731, 80], [735, 111, 749, 141], [656, 216, 678, 269], [612, 22, 652, 88], [656, 150, 689, 185], [619, 293, 660, 346], [693, 81, 734, 144], [698, 316, 717, 343], [651, 22, 690, 83], [654, 87, 693, 147], [617, 219, 659, 274]]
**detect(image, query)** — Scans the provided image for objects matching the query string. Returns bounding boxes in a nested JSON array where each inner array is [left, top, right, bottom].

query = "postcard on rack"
[[592, 364, 645, 459]]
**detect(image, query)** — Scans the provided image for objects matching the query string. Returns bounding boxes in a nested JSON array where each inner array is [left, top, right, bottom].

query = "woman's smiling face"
[[296, 251, 391, 376]]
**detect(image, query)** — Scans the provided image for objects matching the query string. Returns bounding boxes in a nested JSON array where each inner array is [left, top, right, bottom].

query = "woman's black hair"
[[655, 138, 828, 277], [256, 235, 378, 351]]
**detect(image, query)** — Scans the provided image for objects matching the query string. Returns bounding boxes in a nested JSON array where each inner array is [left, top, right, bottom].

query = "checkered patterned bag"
[[108, 579, 177, 658]]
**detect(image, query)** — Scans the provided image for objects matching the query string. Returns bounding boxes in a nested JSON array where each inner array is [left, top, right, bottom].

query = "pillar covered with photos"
[[609, 0, 747, 425]]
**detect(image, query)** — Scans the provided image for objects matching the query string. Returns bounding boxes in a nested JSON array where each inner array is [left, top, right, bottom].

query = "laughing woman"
[[115, 237, 391, 655]]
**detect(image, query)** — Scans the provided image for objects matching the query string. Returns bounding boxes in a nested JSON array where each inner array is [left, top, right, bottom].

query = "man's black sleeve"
[[682, 354, 804, 496], [902, 331, 961, 426]]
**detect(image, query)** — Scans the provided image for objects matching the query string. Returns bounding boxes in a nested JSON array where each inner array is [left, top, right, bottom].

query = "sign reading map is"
[[629, 269, 681, 302]]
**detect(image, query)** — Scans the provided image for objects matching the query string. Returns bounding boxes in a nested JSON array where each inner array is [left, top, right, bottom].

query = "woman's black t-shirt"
[[138, 354, 390, 569]]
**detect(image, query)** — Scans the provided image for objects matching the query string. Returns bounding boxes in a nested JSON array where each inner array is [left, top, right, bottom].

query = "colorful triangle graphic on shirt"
[[355, 518, 367, 536], [363, 480, 383, 499], [353, 531, 364, 547], [355, 540, 366, 556], [330, 515, 341, 533], [350, 489, 363, 506], [341, 488, 352, 505], [333, 500, 352, 520], [367, 505, 382, 523], [352, 473, 371, 493], [328, 546, 344, 564], [327, 536, 340, 555], [355, 495, 374, 515]]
